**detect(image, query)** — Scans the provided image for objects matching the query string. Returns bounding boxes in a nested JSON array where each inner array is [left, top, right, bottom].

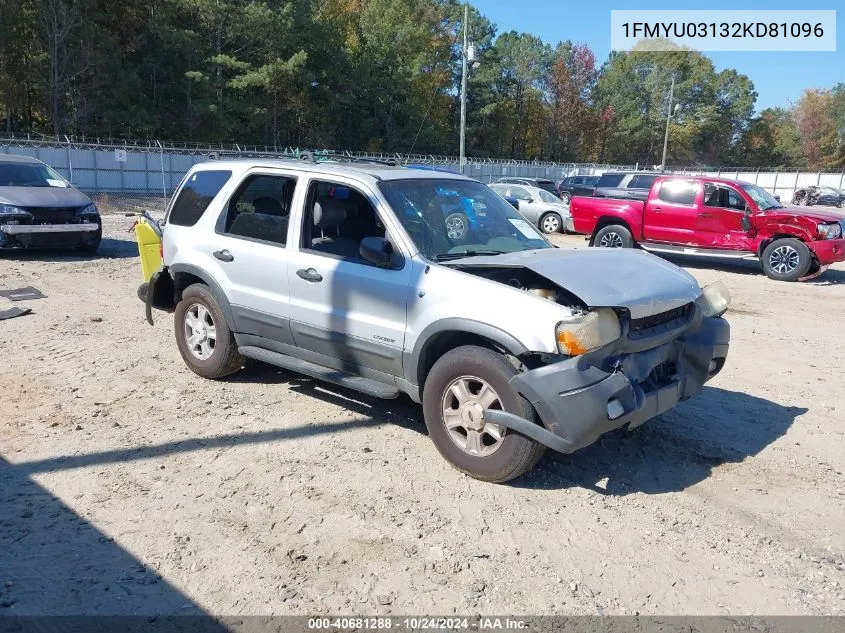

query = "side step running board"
[[640, 242, 758, 260], [238, 346, 400, 399]]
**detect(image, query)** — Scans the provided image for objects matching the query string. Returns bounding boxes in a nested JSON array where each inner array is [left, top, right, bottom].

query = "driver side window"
[[300, 180, 387, 263], [704, 184, 746, 211]]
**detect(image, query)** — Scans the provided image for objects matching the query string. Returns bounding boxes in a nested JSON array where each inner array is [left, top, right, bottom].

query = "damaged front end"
[[450, 259, 731, 454]]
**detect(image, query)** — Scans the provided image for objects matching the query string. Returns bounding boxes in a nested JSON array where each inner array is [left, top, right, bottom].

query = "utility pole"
[[459, 4, 468, 174], [660, 75, 675, 171]]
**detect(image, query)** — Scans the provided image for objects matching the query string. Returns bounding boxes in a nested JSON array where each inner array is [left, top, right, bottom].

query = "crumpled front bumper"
[[807, 238, 845, 266], [0, 223, 100, 248], [485, 315, 730, 454]]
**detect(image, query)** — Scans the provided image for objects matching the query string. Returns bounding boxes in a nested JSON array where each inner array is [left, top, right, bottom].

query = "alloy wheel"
[[769, 244, 800, 274], [183, 303, 217, 360], [441, 376, 506, 457], [542, 214, 561, 233], [445, 216, 466, 239], [599, 232, 624, 248]]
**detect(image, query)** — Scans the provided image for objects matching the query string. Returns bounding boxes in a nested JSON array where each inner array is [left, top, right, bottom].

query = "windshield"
[[741, 184, 782, 210], [0, 162, 69, 187], [538, 189, 560, 204], [378, 179, 551, 260]]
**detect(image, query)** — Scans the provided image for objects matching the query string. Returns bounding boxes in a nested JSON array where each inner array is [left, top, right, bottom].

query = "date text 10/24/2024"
[[307, 618, 529, 630]]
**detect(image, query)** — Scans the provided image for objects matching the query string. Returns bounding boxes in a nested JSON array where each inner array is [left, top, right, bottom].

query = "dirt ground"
[[1, 215, 844, 617]]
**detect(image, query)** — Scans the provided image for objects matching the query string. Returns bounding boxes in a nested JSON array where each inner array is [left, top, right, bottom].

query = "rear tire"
[[422, 346, 545, 483], [174, 283, 244, 378], [594, 224, 634, 248], [761, 238, 813, 282], [539, 212, 562, 234]]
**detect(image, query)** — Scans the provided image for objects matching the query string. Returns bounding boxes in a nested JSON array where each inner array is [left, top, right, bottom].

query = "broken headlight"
[[77, 203, 100, 223], [0, 203, 32, 224], [556, 308, 621, 356], [818, 222, 842, 240], [696, 281, 731, 318]]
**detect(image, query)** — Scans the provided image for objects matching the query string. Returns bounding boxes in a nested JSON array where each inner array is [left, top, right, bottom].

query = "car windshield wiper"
[[434, 249, 506, 261]]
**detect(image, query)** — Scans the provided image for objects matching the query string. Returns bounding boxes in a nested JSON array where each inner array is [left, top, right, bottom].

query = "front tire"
[[761, 238, 813, 282], [174, 283, 244, 378], [560, 192, 572, 205], [422, 346, 545, 483], [539, 212, 562, 234], [594, 224, 634, 248]]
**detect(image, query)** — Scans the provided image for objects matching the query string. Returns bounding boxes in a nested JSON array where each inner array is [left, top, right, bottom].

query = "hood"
[[765, 206, 845, 224], [447, 248, 701, 319], [0, 186, 92, 208]]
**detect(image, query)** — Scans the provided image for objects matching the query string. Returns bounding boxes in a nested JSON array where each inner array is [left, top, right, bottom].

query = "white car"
[[489, 183, 572, 234]]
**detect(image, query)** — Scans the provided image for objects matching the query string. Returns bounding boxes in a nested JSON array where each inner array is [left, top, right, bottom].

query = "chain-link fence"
[[3, 136, 844, 212]]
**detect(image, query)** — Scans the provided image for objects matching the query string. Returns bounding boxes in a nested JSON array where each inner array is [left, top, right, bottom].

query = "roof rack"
[[206, 148, 402, 168]]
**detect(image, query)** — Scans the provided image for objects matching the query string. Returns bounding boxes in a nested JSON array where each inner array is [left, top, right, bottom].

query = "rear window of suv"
[[596, 173, 625, 188], [536, 180, 557, 194], [628, 174, 659, 189], [168, 170, 232, 226]]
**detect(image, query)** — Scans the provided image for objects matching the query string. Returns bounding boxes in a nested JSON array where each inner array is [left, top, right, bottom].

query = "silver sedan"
[[488, 183, 573, 234]]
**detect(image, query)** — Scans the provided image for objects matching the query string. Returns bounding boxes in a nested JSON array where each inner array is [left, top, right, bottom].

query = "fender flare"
[[404, 317, 529, 386], [169, 263, 237, 330]]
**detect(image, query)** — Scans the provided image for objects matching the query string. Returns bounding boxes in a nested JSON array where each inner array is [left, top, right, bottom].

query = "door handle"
[[652, 207, 662, 213], [213, 249, 234, 262], [296, 268, 323, 283], [699, 212, 713, 219]]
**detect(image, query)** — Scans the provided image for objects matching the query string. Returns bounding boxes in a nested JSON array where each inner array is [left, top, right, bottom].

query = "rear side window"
[[220, 174, 296, 245], [657, 180, 699, 205], [597, 173, 625, 188], [628, 174, 659, 190], [168, 170, 232, 227]]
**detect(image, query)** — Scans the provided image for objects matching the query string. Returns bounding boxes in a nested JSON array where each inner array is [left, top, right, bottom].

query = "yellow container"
[[135, 221, 163, 282]]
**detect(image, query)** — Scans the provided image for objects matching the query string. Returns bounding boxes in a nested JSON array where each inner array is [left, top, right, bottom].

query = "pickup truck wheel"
[[594, 224, 633, 248], [422, 346, 545, 483], [761, 238, 812, 282], [539, 212, 562, 234], [444, 213, 469, 240], [174, 283, 244, 378]]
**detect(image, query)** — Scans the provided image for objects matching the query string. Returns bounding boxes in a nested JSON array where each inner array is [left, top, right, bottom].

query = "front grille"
[[629, 303, 693, 336], [644, 361, 677, 389], [23, 206, 84, 225]]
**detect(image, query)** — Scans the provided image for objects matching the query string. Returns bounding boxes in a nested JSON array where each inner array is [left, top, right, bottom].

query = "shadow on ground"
[[0, 456, 229, 621], [515, 386, 806, 495]]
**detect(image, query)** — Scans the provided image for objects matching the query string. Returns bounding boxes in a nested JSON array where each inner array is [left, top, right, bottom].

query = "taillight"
[[159, 243, 163, 259]]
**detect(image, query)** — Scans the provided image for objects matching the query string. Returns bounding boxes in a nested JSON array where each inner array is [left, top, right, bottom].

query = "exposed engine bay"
[[449, 265, 588, 311]]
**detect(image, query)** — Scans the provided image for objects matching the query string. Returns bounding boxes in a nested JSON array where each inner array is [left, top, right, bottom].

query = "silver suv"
[[142, 157, 731, 483]]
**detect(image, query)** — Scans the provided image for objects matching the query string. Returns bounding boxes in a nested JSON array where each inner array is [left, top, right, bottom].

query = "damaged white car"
[[143, 157, 731, 483]]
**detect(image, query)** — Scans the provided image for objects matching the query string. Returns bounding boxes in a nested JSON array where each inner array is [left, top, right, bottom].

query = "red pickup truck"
[[570, 175, 845, 281]]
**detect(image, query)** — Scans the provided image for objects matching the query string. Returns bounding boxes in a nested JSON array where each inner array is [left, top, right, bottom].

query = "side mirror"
[[526, 198, 534, 203], [741, 209, 752, 231], [360, 236, 398, 268]]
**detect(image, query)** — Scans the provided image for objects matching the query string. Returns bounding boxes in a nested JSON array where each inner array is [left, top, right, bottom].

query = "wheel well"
[[757, 234, 806, 257], [172, 272, 206, 300], [417, 331, 505, 388], [590, 217, 632, 245]]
